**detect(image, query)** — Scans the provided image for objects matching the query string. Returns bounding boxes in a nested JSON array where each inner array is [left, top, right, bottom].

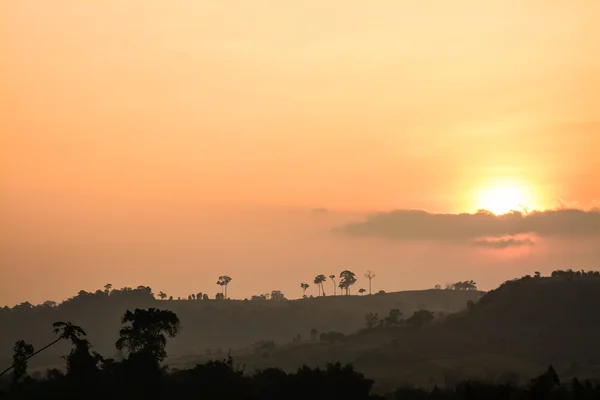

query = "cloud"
[[334, 208, 600, 242], [472, 237, 534, 249]]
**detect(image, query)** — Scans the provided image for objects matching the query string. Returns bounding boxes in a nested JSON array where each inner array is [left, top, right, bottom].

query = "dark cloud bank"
[[473, 237, 535, 249], [334, 209, 600, 248]]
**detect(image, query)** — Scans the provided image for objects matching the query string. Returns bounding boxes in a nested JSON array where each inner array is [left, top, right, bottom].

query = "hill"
[[0, 287, 479, 372], [183, 272, 600, 393]]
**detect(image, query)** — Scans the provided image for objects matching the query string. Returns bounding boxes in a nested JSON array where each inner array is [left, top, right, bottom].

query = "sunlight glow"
[[475, 182, 535, 215]]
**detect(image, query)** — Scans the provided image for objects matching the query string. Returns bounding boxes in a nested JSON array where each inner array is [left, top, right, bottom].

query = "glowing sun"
[[475, 182, 534, 215]]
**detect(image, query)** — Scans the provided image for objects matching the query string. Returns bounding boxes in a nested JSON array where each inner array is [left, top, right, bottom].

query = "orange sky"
[[1, 1, 599, 306]]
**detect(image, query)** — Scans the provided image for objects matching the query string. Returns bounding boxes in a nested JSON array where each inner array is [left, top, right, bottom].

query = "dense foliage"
[[2, 309, 600, 400]]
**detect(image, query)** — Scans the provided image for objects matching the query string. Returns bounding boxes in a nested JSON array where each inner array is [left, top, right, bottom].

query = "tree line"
[[166, 269, 374, 302], [7, 268, 597, 315], [301, 270, 376, 298], [1, 269, 382, 312]]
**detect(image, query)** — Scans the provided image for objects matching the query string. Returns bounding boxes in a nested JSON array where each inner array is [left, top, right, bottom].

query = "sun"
[[475, 182, 534, 215]]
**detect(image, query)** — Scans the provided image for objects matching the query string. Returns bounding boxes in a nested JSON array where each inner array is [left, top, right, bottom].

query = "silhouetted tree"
[[270, 290, 286, 301], [450, 280, 477, 291], [64, 338, 103, 385], [0, 321, 86, 378], [364, 270, 376, 294], [314, 274, 326, 296], [530, 365, 561, 398], [158, 291, 167, 300], [329, 274, 336, 295], [135, 285, 154, 296], [215, 293, 225, 300], [364, 312, 379, 329], [384, 309, 403, 327], [217, 276, 232, 299], [11, 340, 34, 385], [115, 308, 180, 365], [104, 283, 112, 295], [571, 377, 583, 399], [310, 328, 318, 342], [406, 310, 434, 328], [54, 322, 88, 342], [300, 283, 310, 297], [358, 288, 366, 295], [339, 270, 357, 295]]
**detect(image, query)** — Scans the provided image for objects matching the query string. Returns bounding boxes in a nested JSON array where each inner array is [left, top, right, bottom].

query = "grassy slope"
[[0, 289, 480, 372], [180, 277, 600, 393]]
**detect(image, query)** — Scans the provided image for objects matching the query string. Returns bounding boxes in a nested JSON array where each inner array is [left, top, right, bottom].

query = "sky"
[[1, 0, 600, 306]]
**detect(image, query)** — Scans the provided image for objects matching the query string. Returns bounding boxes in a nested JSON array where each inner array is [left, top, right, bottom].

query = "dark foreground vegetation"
[[1, 307, 600, 400]]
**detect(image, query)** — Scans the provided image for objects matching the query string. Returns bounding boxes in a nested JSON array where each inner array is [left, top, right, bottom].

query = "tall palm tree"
[[217, 276, 232, 299], [53, 322, 87, 342], [313, 278, 321, 296], [0, 321, 86, 377], [314, 275, 326, 296], [329, 275, 336, 296], [300, 283, 309, 297], [319, 275, 327, 296]]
